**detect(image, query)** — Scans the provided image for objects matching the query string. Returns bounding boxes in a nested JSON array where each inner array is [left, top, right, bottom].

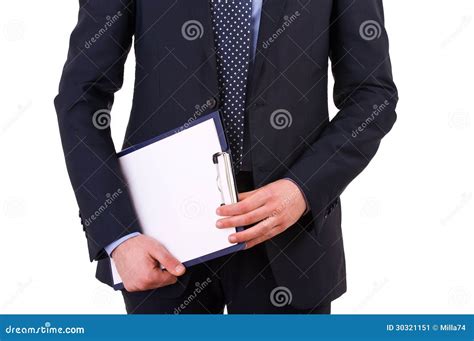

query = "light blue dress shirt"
[[104, 0, 264, 256]]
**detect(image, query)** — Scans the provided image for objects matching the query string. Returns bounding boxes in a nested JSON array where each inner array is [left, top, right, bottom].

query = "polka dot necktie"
[[209, 0, 253, 170]]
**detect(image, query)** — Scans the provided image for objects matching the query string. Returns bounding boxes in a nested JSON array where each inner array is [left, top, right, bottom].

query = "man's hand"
[[216, 179, 307, 249], [111, 234, 186, 292]]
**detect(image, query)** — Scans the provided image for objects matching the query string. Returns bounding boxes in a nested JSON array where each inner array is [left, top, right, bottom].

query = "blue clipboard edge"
[[117, 110, 228, 158], [112, 111, 244, 290]]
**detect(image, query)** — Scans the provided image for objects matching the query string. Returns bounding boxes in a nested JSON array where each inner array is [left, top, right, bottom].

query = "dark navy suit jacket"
[[55, 0, 398, 309]]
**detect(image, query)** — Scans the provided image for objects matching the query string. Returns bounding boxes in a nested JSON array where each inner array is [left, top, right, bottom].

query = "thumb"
[[149, 241, 186, 277]]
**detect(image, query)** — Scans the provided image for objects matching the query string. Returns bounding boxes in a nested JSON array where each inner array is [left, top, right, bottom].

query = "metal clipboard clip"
[[213, 152, 238, 206]]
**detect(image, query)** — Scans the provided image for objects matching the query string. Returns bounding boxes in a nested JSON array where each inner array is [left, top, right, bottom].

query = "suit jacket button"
[[206, 97, 217, 109]]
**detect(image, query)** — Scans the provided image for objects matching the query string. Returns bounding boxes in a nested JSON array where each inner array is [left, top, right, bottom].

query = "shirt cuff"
[[104, 232, 141, 257], [284, 177, 311, 215]]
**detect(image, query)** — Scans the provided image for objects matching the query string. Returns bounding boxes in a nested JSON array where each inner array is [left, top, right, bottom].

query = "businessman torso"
[[56, 0, 397, 309]]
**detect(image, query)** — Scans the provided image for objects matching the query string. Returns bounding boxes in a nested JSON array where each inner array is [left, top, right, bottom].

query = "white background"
[[0, 0, 473, 314]]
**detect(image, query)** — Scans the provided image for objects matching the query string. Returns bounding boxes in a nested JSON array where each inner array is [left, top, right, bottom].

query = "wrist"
[[110, 233, 141, 258], [283, 178, 310, 214]]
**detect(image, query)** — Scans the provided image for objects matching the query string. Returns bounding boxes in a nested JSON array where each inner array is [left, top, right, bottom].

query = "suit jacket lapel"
[[248, 0, 288, 100]]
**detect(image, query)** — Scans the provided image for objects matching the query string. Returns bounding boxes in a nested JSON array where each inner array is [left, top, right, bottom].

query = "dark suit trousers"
[[121, 172, 330, 314]]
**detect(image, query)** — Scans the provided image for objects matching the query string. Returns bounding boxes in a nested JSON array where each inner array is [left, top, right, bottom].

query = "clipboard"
[[110, 111, 244, 289]]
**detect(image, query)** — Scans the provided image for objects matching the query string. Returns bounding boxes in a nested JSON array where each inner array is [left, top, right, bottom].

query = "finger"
[[216, 205, 271, 228], [155, 270, 179, 287], [149, 242, 186, 276], [245, 225, 283, 249], [238, 189, 258, 201], [141, 266, 178, 290], [217, 187, 270, 216], [228, 216, 278, 243]]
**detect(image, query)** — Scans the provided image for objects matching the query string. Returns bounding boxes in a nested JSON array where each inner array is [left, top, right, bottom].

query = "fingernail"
[[216, 220, 223, 228], [216, 208, 221, 215], [175, 264, 185, 274], [229, 235, 236, 243]]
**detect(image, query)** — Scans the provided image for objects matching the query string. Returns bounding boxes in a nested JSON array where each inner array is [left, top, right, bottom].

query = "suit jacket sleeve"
[[54, 0, 140, 261], [285, 0, 398, 225]]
